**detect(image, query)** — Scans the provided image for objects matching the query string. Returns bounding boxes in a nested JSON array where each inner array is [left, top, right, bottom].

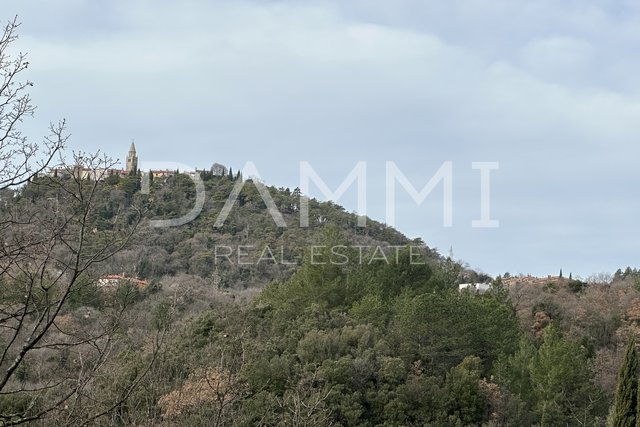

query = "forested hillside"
[[3, 171, 640, 426], [18, 171, 429, 287], [3, 7, 640, 426]]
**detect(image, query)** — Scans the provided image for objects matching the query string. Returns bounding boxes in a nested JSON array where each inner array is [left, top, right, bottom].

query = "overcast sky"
[[5, 0, 640, 278]]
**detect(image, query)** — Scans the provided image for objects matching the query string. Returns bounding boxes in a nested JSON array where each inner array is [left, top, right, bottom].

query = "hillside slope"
[[19, 172, 443, 289]]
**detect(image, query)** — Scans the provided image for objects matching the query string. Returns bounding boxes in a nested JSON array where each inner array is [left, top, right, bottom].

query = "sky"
[[4, 0, 640, 278]]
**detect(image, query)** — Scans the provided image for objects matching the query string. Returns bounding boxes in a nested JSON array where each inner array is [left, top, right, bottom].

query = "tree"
[[157, 366, 245, 425], [529, 327, 597, 425], [497, 328, 605, 426], [0, 17, 64, 189], [0, 19, 158, 425], [608, 338, 638, 427], [210, 163, 227, 177], [442, 356, 487, 425], [0, 153, 158, 425]]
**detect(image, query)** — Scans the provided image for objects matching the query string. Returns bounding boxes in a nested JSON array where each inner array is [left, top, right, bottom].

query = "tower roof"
[[129, 141, 136, 153]]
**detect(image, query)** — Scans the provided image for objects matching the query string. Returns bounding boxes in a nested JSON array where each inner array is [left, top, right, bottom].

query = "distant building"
[[458, 283, 492, 294], [149, 169, 176, 179], [47, 166, 119, 181], [126, 141, 138, 174], [148, 169, 201, 180], [210, 163, 228, 177], [502, 274, 567, 287], [74, 166, 120, 181], [45, 143, 206, 183], [47, 144, 135, 180], [47, 167, 72, 179]]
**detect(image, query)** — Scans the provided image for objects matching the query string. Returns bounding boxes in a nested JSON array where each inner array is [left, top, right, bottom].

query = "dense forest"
[[3, 15, 640, 427], [3, 168, 640, 426]]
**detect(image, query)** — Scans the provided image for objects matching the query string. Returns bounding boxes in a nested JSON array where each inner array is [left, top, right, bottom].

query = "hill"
[[18, 171, 445, 288], [2, 167, 638, 426]]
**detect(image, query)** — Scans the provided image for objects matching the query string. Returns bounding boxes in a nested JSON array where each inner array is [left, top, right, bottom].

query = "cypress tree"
[[610, 338, 638, 426]]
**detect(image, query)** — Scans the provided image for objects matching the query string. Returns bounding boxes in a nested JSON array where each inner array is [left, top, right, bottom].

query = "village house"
[[458, 283, 492, 294]]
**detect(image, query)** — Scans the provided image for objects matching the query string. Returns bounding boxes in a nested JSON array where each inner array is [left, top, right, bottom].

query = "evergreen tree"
[[560, 268, 563, 278], [529, 326, 598, 425], [228, 167, 234, 180], [609, 338, 638, 427]]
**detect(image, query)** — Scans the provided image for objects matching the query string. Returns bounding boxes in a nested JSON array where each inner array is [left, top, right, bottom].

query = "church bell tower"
[[126, 141, 138, 175]]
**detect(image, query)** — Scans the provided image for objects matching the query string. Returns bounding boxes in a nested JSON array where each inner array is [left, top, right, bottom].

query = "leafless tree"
[[0, 18, 158, 426], [276, 369, 334, 427], [0, 151, 158, 425], [0, 17, 64, 190]]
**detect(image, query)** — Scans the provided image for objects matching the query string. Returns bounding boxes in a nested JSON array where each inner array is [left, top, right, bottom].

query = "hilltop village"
[[46, 142, 237, 182]]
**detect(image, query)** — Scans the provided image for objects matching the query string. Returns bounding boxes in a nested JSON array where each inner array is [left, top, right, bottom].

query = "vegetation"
[[608, 338, 638, 426], [13, 160, 640, 425], [4, 15, 640, 426]]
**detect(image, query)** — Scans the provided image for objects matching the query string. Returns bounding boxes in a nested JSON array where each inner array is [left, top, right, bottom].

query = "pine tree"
[[609, 338, 638, 426], [559, 268, 563, 278]]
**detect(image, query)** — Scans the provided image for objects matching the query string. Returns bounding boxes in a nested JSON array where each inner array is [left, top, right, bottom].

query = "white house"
[[458, 283, 492, 294]]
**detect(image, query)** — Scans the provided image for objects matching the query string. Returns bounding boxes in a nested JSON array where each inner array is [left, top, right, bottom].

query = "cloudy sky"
[[5, 0, 640, 277]]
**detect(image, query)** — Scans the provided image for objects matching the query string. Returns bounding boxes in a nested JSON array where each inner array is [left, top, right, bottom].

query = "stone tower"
[[126, 141, 138, 174]]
